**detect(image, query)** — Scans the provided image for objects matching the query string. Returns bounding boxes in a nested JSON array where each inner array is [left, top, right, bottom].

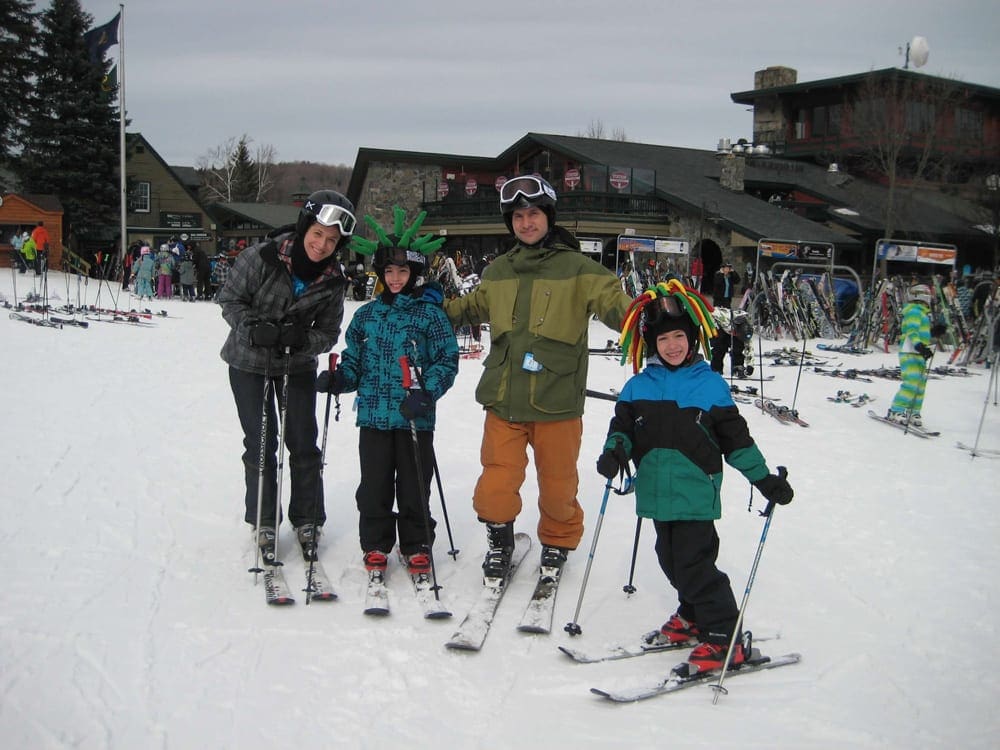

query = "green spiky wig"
[[348, 206, 446, 260]]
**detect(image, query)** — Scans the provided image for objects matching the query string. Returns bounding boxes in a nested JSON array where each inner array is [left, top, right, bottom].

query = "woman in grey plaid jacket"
[[218, 189, 355, 564]]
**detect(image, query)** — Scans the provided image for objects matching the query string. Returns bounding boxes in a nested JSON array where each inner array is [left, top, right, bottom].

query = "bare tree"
[[849, 71, 970, 241], [577, 119, 628, 141], [253, 142, 277, 202], [196, 134, 277, 203]]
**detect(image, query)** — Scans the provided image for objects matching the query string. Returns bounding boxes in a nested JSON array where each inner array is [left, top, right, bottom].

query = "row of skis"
[[251, 529, 801, 701], [5, 297, 171, 329]]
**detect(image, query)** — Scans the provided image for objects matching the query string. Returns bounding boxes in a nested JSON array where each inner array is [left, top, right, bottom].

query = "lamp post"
[[987, 174, 1000, 273]]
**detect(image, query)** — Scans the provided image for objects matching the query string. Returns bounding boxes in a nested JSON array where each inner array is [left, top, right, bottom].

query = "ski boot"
[[482, 521, 515, 582], [295, 523, 321, 562]]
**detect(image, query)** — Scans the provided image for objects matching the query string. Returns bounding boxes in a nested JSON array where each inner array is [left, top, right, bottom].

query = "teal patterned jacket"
[[338, 289, 459, 432]]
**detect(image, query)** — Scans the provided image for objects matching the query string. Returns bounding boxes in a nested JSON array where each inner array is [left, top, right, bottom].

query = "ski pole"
[[971, 350, 999, 457], [430, 450, 460, 559], [304, 352, 338, 604], [622, 516, 642, 595], [711, 465, 787, 704], [565, 474, 624, 636], [270, 348, 294, 569], [400, 356, 443, 599], [791, 335, 807, 412], [249, 349, 273, 581], [404, 341, 459, 559]]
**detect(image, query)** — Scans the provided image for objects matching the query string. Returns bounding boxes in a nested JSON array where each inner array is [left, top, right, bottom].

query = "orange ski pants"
[[472, 411, 585, 549]]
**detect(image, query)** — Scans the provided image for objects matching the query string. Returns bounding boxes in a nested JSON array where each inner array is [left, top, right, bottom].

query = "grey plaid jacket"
[[218, 232, 348, 376]]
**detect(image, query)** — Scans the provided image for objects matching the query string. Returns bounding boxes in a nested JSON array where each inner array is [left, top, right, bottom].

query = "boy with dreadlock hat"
[[596, 279, 794, 673], [317, 207, 459, 582]]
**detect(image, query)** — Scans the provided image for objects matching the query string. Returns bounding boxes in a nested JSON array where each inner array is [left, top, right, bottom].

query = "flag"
[[101, 65, 118, 93], [84, 12, 120, 64]]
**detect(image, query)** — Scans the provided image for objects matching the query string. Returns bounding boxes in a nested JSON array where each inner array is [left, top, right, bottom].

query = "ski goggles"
[[498, 176, 557, 206], [375, 247, 427, 268], [308, 202, 356, 235], [645, 294, 687, 323]]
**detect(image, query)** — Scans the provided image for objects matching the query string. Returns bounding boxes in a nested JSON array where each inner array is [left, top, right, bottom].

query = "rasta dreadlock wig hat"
[[618, 278, 718, 373], [348, 206, 447, 278]]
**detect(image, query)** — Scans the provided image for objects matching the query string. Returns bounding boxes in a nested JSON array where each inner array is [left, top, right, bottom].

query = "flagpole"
[[118, 4, 126, 268]]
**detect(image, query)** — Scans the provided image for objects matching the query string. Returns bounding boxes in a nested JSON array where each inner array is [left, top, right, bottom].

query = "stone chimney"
[[750, 67, 798, 148], [754, 66, 797, 90], [719, 154, 745, 192]]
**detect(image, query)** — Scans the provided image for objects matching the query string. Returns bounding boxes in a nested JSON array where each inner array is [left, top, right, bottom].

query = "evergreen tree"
[[17, 0, 118, 238], [230, 135, 258, 202], [0, 0, 37, 169]]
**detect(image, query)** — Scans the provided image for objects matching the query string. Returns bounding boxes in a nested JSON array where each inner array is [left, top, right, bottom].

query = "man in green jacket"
[[445, 175, 632, 581]]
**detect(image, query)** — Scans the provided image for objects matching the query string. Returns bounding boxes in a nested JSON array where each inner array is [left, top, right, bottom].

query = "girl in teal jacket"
[[331, 209, 458, 573]]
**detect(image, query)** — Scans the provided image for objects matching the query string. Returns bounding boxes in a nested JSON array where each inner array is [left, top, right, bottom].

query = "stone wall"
[[356, 161, 441, 236]]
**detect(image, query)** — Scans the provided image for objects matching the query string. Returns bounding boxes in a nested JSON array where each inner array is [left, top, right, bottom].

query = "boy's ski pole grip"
[[764, 465, 789, 517], [328, 352, 339, 370], [399, 355, 412, 389]]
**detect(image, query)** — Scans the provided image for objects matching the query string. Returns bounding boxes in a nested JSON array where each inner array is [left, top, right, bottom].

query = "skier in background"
[[886, 283, 934, 427]]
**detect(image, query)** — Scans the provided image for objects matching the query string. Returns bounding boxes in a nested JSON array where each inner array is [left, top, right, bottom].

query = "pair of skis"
[[754, 398, 810, 427], [446, 533, 566, 650], [363, 551, 451, 620], [561, 630, 798, 702], [867, 410, 940, 438], [259, 538, 338, 606]]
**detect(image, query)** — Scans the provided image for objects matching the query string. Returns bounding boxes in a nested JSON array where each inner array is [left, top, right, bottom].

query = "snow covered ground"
[[2, 269, 999, 749]]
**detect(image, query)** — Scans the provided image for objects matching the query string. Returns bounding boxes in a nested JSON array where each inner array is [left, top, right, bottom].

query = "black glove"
[[753, 473, 794, 505], [596, 437, 627, 479], [249, 320, 280, 348], [315, 368, 346, 395], [279, 318, 308, 351], [914, 342, 933, 360], [400, 390, 433, 420], [930, 323, 948, 338]]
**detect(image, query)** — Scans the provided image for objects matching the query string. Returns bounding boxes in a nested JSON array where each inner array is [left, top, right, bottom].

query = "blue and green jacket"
[[338, 288, 459, 432], [605, 356, 771, 521]]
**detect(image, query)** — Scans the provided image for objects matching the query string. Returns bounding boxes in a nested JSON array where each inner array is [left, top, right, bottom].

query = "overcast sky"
[[73, 0, 1000, 168]]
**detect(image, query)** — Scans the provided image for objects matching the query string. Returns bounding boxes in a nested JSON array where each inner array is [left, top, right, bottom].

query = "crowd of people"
[[8, 221, 51, 276], [217, 179, 796, 676], [122, 236, 232, 301]]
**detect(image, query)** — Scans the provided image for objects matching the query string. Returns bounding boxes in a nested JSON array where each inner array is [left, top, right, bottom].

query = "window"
[[129, 181, 150, 213], [811, 105, 842, 138], [812, 106, 828, 137], [904, 101, 935, 134], [955, 107, 983, 139]]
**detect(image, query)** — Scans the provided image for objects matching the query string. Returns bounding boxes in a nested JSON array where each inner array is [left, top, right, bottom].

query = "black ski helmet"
[[499, 175, 557, 234], [296, 190, 356, 250]]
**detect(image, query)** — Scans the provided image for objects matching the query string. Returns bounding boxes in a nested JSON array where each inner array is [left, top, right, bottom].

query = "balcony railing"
[[421, 191, 671, 223]]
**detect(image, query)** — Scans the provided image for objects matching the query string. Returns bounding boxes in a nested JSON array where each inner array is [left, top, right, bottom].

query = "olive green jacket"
[[445, 227, 631, 422]]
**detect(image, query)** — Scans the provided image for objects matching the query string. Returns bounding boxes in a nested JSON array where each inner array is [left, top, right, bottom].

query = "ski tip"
[[445, 640, 481, 652], [425, 610, 454, 620], [267, 597, 295, 606], [363, 607, 390, 617], [308, 592, 338, 602], [516, 624, 550, 634]]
